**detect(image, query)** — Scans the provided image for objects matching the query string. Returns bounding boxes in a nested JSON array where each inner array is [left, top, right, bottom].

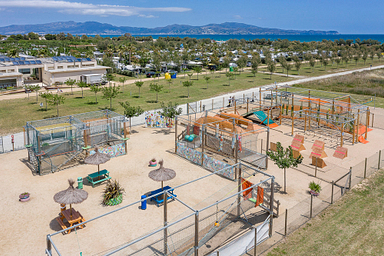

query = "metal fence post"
[[284, 209, 288, 236], [378, 150, 382, 170], [254, 227, 257, 256], [310, 194, 313, 218], [269, 179, 274, 237], [364, 157, 367, 179], [46, 235, 52, 256], [195, 211, 199, 256], [315, 157, 318, 177], [331, 181, 334, 204], [349, 167, 352, 191]]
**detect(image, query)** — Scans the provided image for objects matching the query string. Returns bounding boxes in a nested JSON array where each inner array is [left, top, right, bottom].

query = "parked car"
[[146, 71, 161, 78]]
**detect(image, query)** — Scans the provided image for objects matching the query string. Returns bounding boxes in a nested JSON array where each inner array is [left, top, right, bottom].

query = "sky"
[[0, 0, 383, 34]]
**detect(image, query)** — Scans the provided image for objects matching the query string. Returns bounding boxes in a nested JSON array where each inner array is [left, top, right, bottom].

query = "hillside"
[[0, 21, 339, 35]]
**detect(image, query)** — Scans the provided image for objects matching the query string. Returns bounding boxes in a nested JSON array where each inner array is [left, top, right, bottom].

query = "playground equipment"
[[310, 140, 327, 159], [291, 134, 306, 151], [175, 111, 269, 178], [24, 110, 129, 175], [333, 146, 348, 159]]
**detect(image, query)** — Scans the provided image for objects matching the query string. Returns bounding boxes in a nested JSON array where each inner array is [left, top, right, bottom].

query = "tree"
[[285, 63, 292, 77], [204, 76, 211, 89], [362, 51, 368, 65], [90, 85, 102, 103], [149, 83, 163, 102], [267, 142, 303, 193], [166, 78, 173, 93], [119, 101, 144, 129], [135, 81, 144, 97], [376, 51, 382, 63], [49, 94, 65, 117], [187, 72, 194, 81], [119, 76, 128, 92], [102, 85, 120, 109], [370, 50, 375, 64], [294, 59, 302, 75], [182, 81, 193, 98], [76, 81, 88, 98], [237, 56, 247, 72], [309, 58, 316, 72], [335, 57, 341, 68], [225, 72, 233, 86], [267, 62, 276, 80], [353, 51, 360, 66], [105, 73, 115, 86], [40, 92, 52, 111], [322, 58, 329, 70], [65, 78, 76, 95], [160, 101, 182, 124], [193, 66, 202, 80], [31, 84, 41, 103]]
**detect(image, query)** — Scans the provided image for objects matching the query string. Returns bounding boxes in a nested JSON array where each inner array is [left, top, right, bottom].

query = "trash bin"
[[77, 177, 83, 189], [171, 73, 176, 79], [141, 195, 147, 210]]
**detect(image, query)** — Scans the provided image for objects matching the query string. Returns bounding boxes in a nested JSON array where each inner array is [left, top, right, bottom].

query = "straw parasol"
[[84, 147, 110, 176], [54, 179, 88, 218], [148, 160, 176, 190]]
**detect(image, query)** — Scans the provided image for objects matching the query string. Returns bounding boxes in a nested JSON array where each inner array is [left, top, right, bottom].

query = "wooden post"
[[352, 114, 355, 145], [365, 108, 369, 140], [308, 90, 311, 129], [200, 101, 202, 113], [266, 129, 270, 169], [223, 97, 225, 109], [340, 122, 344, 147], [175, 117, 178, 153], [247, 98, 249, 113], [356, 109, 360, 143], [331, 181, 334, 204], [372, 113, 374, 127], [164, 191, 168, 255], [237, 166, 242, 216], [364, 157, 367, 178], [187, 103, 190, 116], [310, 194, 313, 218], [254, 227, 257, 256], [261, 139, 263, 154], [234, 98, 237, 114], [284, 209, 288, 236], [194, 211, 199, 256], [315, 157, 318, 177], [201, 125, 205, 166], [212, 99, 214, 110], [378, 150, 382, 170], [259, 88, 262, 110], [332, 99, 335, 115], [123, 122, 128, 154], [304, 110, 307, 132], [267, 108, 270, 127], [269, 180, 274, 237], [349, 167, 352, 191], [291, 93, 294, 118], [291, 111, 294, 136]]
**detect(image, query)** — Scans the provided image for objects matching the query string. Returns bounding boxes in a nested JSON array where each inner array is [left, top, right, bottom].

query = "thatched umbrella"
[[54, 179, 88, 219], [84, 147, 110, 176], [148, 160, 176, 190]]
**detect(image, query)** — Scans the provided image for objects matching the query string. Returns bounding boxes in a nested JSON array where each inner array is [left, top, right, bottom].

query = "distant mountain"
[[0, 21, 339, 35]]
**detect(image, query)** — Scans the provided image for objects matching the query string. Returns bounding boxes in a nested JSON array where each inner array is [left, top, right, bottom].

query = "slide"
[[253, 111, 279, 128], [358, 136, 369, 144]]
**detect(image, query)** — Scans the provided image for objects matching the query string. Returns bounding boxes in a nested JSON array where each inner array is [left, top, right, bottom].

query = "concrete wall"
[[44, 69, 107, 85]]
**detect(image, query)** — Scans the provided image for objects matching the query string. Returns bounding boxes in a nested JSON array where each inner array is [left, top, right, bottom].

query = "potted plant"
[[19, 192, 30, 202], [103, 180, 125, 206], [309, 181, 321, 196], [149, 158, 157, 167]]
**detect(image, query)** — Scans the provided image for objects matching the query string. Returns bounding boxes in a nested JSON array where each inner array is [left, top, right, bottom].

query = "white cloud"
[[0, 0, 191, 17], [233, 15, 243, 20]]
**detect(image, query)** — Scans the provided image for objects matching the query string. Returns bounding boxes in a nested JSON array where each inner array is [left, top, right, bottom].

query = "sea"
[[95, 34, 384, 43]]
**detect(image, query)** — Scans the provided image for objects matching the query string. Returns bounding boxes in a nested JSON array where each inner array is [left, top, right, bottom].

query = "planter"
[[310, 190, 319, 196], [19, 193, 30, 202], [149, 160, 157, 167], [105, 194, 123, 206]]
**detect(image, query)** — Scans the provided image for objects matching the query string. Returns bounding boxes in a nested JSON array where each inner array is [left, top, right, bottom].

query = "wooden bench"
[[86, 169, 111, 187], [55, 217, 67, 234], [149, 186, 177, 207]]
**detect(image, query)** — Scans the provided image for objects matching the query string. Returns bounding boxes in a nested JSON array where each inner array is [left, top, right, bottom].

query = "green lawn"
[[259, 57, 384, 77], [267, 169, 384, 256], [0, 71, 292, 135]]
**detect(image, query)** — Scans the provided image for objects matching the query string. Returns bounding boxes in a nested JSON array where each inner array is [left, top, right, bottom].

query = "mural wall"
[[90, 142, 126, 158], [176, 142, 235, 180], [145, 111, 175, 128]]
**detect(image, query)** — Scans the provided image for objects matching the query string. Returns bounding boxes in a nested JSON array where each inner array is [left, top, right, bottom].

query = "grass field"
[[267, 169, 384, 256], [0, 71, 292, 135]]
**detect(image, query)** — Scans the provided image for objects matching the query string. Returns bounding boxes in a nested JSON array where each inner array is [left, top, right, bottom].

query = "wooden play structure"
[[333, 146, 348, 159], [175, 111, 269, 175], [309, 140, 327, 159], [291, 134, 306, 152]]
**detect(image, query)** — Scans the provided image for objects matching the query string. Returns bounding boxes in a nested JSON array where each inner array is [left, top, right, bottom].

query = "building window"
[[58, 66, 63, 69], [8, 69, 15, 73], [19, 68, 31, 74]]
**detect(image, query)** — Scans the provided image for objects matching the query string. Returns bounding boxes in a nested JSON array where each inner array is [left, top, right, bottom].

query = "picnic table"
[[56, 208, 86, 234], [86, 169, 111, 187], [149, 186, 177, 207]]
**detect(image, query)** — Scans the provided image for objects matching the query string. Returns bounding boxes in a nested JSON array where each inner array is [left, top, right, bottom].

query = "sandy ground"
[[1, 107, 384, 256]]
